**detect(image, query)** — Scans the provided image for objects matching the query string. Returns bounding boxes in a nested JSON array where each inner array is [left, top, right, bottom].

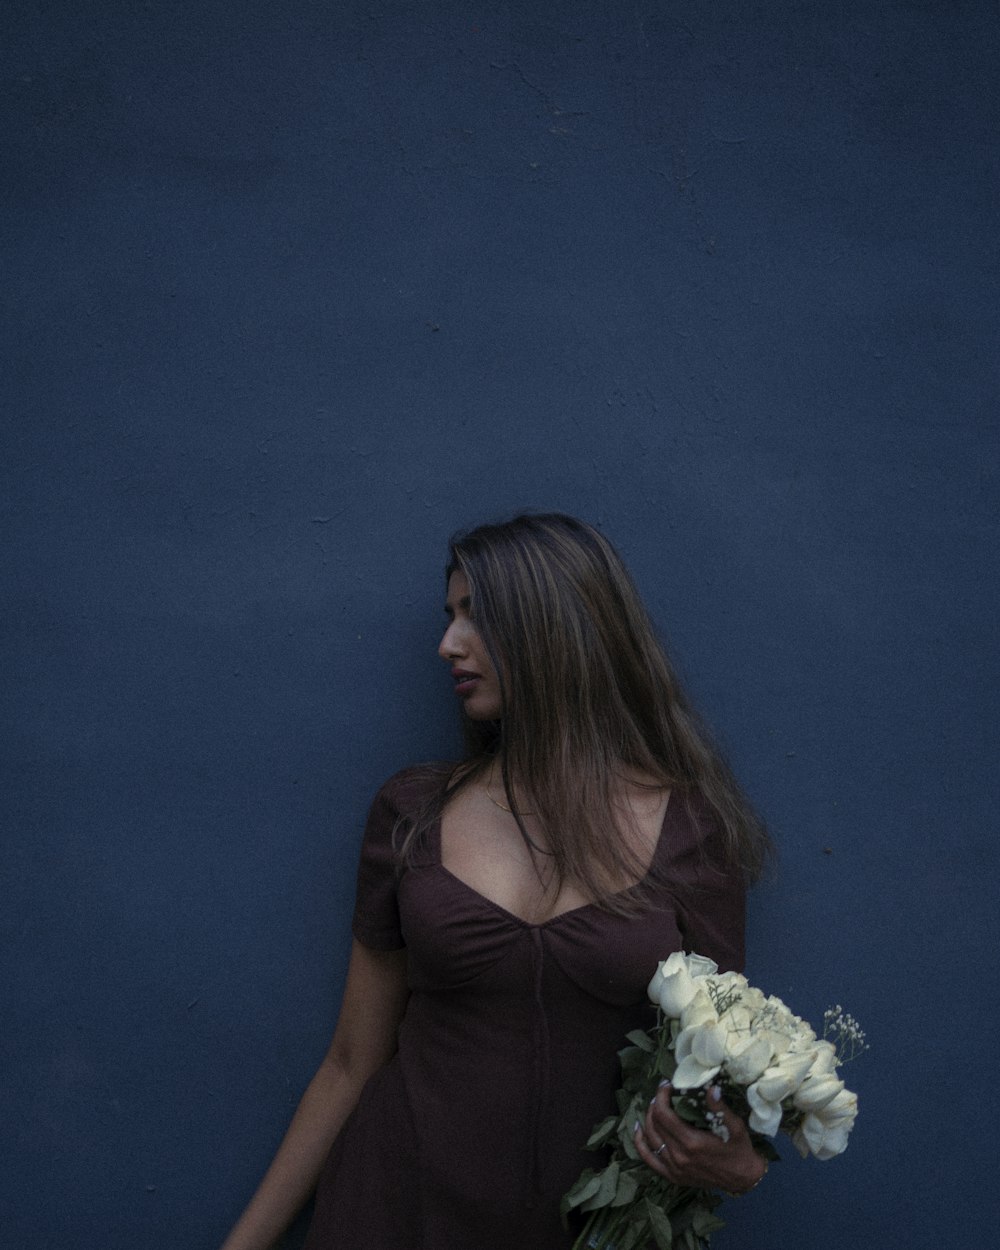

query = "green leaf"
[[691, 1207, 727, 1236], [618, 1224, 644, 1250], [611, 1169, 640, 1207], [563, 1169, 603, 1211], [586, 1115, 619, 1149], [618, 1121, 641, 1161], [581, 1161, 620, 1212], [672, 1096, 706, 1127], [617, 1097, 642, 1159], [619, 1045, 651, 1079], [646, 1199, 674, 1249], [625, 1028, 655, 1051], [658, 1049, 678, 1080]]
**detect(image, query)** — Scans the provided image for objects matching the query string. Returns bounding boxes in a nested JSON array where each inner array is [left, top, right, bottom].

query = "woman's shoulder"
[[372, 761, 456, 816], [660, 786, 736, 875]]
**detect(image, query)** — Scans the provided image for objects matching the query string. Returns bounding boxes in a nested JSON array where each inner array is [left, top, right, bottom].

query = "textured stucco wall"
[[2, 2, 997, 1247]]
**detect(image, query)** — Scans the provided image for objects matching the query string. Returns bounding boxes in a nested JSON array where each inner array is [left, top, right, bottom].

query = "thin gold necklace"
[[482, 785, 535, 815], [485, 770, 536, 816]]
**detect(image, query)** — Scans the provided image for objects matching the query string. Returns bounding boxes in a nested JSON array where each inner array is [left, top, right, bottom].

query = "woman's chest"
[[437, 788, 668, 928], [397, 864, 684, 1008]]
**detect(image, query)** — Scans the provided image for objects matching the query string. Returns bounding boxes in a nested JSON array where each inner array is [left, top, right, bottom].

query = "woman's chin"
[[461, 698, 501, 722]]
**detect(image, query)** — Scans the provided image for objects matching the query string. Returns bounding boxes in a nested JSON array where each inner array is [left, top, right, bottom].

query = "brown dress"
[[305, 767, 745, 1250]]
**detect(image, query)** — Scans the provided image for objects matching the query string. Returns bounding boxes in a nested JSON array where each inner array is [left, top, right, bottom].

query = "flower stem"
[[571, 1205, 625, 1250]]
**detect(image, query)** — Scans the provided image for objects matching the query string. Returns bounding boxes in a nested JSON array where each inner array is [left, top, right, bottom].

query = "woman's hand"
[[634, 1081, 767, 1195]]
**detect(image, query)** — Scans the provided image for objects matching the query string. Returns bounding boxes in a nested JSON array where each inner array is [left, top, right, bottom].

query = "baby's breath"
[[823, 1004, 868, 1063], [705, 1108, 731, 1143]]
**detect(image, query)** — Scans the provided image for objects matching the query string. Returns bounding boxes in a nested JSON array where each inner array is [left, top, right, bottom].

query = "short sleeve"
[[660, 793, 746, 973], [350, 776, 407, 951]]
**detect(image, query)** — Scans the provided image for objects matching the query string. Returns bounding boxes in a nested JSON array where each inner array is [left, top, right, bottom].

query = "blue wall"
[[3, 2, 996, 1247]]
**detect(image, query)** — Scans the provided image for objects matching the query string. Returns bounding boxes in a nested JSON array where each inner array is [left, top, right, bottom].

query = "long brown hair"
[[404, 513, 770, 909]]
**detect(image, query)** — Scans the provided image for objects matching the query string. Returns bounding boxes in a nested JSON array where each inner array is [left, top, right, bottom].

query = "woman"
[[221, 513, 771, 1250]]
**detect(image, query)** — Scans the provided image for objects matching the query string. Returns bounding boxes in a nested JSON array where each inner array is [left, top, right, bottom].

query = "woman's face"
[[439, 571, 502, 721]]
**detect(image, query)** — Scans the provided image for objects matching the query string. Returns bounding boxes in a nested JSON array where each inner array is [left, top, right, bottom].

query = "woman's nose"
[[438, 620, 465, 660]]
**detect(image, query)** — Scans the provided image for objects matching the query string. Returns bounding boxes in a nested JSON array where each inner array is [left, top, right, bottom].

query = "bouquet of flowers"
[[562, 952, 865, 1250]]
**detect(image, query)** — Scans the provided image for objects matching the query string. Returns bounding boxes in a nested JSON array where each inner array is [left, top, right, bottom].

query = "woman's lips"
[[452, 669, 480, 697]]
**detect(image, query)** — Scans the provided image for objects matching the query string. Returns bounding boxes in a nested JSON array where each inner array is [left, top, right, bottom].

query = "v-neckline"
[[432, 789, 674, 930]]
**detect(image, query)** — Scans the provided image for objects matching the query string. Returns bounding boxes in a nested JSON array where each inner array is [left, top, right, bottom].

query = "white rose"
[[808, 1040, 839, 1075], [746, 1080, 783, 1136], [746, 1051, 816, 1136], [786, 1024, 819, 1053], [647, 951, 718, 1018], [792, 1088, 858, 1159], [680, 985, 720, 1031], [757, 1011, 812, 1062], [740, 985, 768, 1013], [763, 1028, 793, 1059], [793, 1072, 844, 1113], [755, 1050, 816, 1102], [685, 952, 721, 979], [764, 993, 794, 1018], [721, 1003, 754, 1035], [796, 1110, 855, 1158], [817, 1087, 858, 1126], [725, 1033, 774, 1085], [672, 1020, 727, 1090], [762, 997, 805, 1037], [713, 970, 749, 995]]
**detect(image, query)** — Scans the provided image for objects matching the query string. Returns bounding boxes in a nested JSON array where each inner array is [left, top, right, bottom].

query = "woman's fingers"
[[634, 1081, 688, 1180], [634, 1081, 765, 1193], [633, 1093, 673, 1180], [701, 1082, 746, 1144], [645, 1081, 694, 1146]]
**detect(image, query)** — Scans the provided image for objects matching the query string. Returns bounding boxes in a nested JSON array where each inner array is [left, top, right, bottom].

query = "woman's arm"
[[219, 940, 409, 1250]]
